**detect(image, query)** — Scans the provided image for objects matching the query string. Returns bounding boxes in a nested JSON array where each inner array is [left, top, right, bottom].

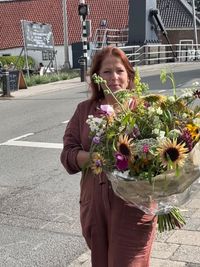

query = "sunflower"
[[143, 94, 166, 104], [91, 152, 105, 175], [117, 134, 134, 159], [186, 124, 200, 141], [156, 138, 188, 168]]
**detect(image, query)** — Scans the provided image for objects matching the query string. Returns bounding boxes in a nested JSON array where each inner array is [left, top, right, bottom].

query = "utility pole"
[[78, 0, 89, 82], [62, 0, 71, 70], [192, 0, 198, 47]]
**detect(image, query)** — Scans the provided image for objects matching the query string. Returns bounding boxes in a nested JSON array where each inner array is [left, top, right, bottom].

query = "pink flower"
[[128, 97, 137, 111], [100, 105, 115, 116], [142, 144, 149, 153], [115, 153, 128, 171], [144, 101, 150, 109]]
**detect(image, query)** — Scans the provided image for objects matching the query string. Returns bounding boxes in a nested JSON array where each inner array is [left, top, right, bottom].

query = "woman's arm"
[[61, 105, 83, 174], [76, 150, 90, 169]]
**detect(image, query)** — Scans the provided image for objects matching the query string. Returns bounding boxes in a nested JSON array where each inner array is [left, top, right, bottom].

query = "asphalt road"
[[0, 84, 89, 266], [0, 66, 199, 266], [141, 68, 200, 92]]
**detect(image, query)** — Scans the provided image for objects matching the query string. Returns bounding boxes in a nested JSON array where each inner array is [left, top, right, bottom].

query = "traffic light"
[[78, 3, 89, 17]]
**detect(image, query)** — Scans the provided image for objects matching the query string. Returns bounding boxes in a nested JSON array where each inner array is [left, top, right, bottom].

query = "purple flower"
[[95, 159, 102, 167], [178, 128, 193, 151], [92, 136, 100, 144], [115, 153, 128, 171], [193, 89, 200, 98], [100, 104, 115, 116], [132, 125, 140, 138]]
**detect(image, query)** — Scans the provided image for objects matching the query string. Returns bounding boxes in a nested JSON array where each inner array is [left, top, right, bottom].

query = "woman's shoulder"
[[77, 98, 97, 110]]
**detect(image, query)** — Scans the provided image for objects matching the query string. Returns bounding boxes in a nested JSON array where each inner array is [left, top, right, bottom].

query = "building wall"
[[160, 29, 200, 44], [0, 45, 73, 70]]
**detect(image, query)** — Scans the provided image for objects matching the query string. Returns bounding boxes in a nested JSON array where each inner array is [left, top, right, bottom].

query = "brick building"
[[0, 0, 199, 68]]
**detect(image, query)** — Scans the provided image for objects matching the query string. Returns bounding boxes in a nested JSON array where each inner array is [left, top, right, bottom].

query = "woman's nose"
[[111, 72, 118, 80]]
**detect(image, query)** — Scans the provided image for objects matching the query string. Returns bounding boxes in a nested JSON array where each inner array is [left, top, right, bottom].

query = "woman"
[[61, 46, 157, 267]]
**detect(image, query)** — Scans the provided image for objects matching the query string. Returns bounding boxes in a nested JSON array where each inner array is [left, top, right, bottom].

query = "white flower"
[[182, 113, 188, 119], [86, 115, 106, 135], [180, 89, 193, 98], [152, 128, 160, 135], [93, 117, 104, 124], [192, 81, 199, 86], [159, 131, 165, 138], [148, 106, 155, 115], [153, 116, 160, 123], [168, 129, 181, 139], [168, 96, 175, 102], [156, 107, 163, 115], [193, 117, 200, 127]]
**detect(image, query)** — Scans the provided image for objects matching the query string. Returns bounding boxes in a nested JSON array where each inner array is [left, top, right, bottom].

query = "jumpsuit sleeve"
[[60, 104, 83, 174]]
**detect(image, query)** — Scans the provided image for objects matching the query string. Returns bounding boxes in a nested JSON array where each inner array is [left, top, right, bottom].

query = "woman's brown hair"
[[89, 46, 135, 100]]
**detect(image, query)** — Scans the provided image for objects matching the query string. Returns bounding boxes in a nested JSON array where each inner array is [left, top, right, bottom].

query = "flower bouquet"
[[86, 71, 200, 233]]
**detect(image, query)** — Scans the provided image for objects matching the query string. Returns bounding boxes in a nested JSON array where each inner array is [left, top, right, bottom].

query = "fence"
[[91, 43, 200, 66]]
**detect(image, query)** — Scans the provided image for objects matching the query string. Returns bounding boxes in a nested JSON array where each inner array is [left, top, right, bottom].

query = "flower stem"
[[92, 74, 126, 113]]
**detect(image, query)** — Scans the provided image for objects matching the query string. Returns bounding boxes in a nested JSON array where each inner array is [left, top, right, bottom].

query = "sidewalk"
[[7, 77, 83, 98], [2, 66, 200, 267], [1, 61, 200, 99], [68, 188, 200, 267]]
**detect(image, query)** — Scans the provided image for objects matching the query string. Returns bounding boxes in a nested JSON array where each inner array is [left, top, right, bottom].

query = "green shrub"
[[0, 55, 35, 70], [25, 70, 79, 87]]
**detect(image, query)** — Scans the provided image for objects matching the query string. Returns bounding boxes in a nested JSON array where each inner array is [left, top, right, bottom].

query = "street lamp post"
[[62, 0, 71, 70]]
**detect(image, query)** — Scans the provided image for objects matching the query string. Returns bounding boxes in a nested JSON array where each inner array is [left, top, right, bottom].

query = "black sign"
[[9, 71, 20, 91], [2, 71, 20, 92], [22, 20, 54, 51]]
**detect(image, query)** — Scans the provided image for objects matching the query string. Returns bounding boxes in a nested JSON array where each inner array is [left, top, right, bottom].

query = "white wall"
[[0, 45, 73, 70]]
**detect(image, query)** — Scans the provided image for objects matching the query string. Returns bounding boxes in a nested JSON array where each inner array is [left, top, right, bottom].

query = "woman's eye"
[[103, 70, 110, 74]]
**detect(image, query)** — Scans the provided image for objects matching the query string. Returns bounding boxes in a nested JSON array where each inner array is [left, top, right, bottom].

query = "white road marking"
[[6, 133, 34, 142], [62, 120, 69, 124], [1, 140, 63, 149], [158, 90, 166, 93], [177, 83, 183, 87], [0, 132, 64, 149]]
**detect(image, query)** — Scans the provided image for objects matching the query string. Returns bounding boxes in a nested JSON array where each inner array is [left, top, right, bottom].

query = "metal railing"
[[93, 28, 128, 49], [91, 43, 200, 66]]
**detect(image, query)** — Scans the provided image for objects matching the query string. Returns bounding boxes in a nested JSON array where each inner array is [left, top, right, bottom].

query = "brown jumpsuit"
[[61, 99, 157, 267]]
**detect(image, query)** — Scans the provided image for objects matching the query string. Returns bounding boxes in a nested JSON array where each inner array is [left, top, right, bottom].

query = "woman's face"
[[99, 55, 129, 93]]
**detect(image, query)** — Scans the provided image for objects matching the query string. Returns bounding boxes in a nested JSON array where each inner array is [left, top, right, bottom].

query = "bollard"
[[78, 56, 86, 82], [2, 70, 11, 97]]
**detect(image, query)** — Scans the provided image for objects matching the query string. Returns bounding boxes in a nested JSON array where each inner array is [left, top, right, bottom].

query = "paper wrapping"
[[106, 143, 200, 214]]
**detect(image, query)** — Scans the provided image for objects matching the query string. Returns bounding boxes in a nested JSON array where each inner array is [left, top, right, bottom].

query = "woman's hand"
[[77, 150, 90, 169]]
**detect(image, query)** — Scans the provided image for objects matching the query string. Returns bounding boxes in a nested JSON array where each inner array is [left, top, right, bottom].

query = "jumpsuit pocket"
[[79, 200, 93, 249]]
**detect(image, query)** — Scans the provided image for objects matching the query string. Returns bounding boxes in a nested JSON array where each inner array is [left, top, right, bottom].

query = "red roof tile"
[[0, 0, 198, 50], [0, 0, 64, 49], [0, 0, 129, 50]]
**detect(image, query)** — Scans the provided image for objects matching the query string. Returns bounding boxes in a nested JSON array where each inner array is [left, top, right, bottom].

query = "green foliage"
[[160, 69, 176, 97], [134, 68, 149, 96], [0, 56, 35, 70], [25, 70, 79, 87]]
